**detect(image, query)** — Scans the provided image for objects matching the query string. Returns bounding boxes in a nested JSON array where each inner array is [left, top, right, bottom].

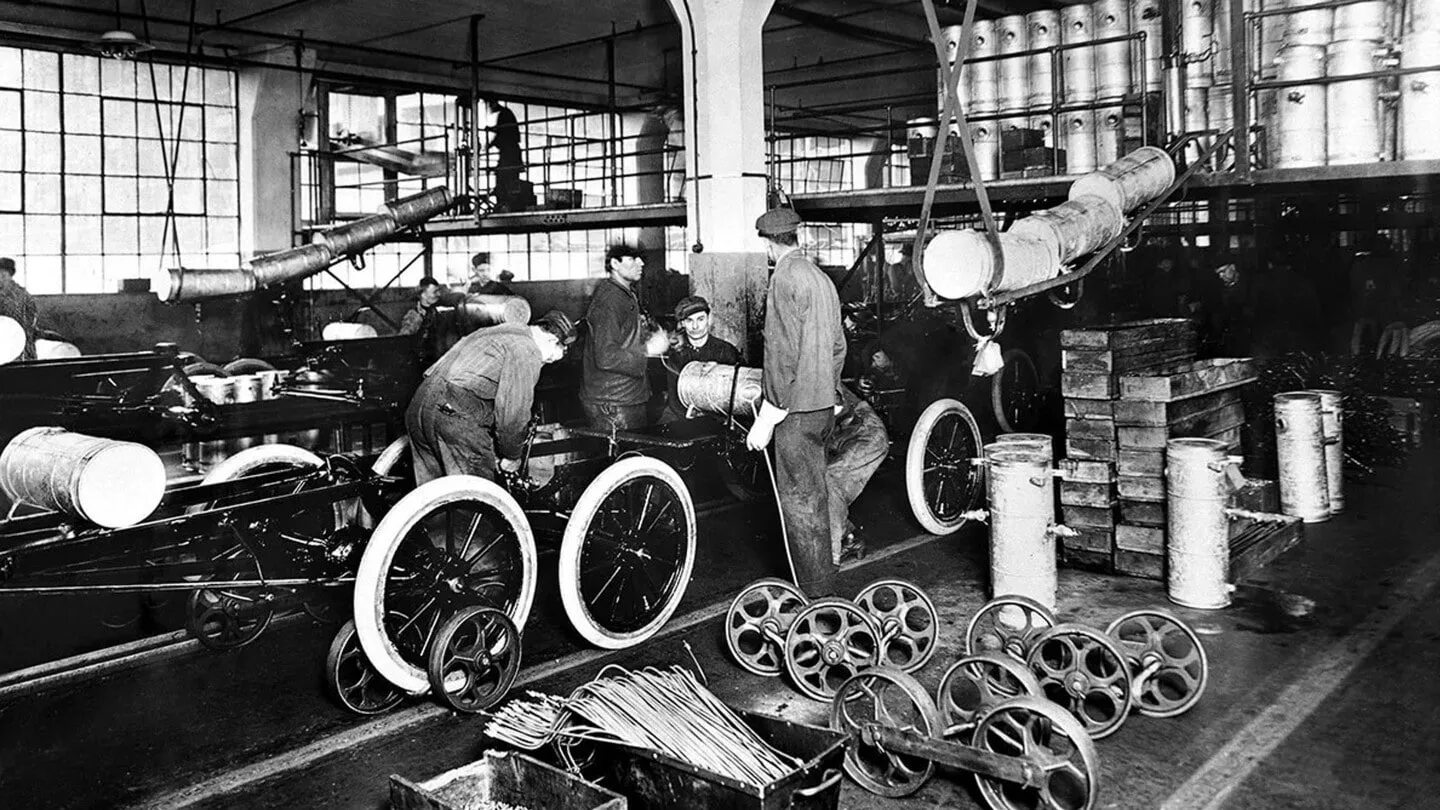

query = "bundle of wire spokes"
[[482, 665, 800, 787]]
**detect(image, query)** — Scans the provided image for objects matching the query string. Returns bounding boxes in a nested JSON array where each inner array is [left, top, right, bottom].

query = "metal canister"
[[1184, 86, 1213, 162], [1325, 40, 1383, 165], [1282, 2, 1335, 46], [191, 374, 237, 468], [939, 25, 966, 114], [922, 228, 1060, 300], [1010, 195, 1124, 265], [1063, 110, 1099, 174], [1061, 4, 1096, 103], [1333, 1, 1387, 41], [969, 19, 1001, 115], [228, 374, 265, 452], [311, 212, 398, 257], [1094, 0, 1133, 100], [1414, 0, 1440, 33], [383, 186, 453, 227], [993, 433, 1055, 460], [1027, 10, 1061, 110], [0, 427, 167, 529], [971, 121, 1000, 180], [1182, 0, 1216, 89], [1165, 438, 1234, 609], [1272, 44, 1327, 168], [1400, 29, 1440, 160], [1256, 0, 1285, 79], [986, 448, 1057, 610], [1068, 145, 1176, 214], [1273, 391, 1331, 522], [997, 15, 1030, 113], [1214, 0, 1233, 84], [1306, 388, 1345, 513], [248, 244, 334, 287], [1095, 105, 1125, 165], [1135, 0, 1164, 92], [677, 362, 763, 416]]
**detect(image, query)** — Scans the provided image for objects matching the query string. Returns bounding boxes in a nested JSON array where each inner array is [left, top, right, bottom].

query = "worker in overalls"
[[826, 384, 889, 564]]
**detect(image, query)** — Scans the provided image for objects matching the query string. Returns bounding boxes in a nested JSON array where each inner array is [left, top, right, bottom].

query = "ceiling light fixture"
[[86, 29, 155, 60]]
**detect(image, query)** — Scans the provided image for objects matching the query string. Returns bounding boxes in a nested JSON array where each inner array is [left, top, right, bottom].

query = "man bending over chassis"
[[827, 384, 889, 564], [405, 311, 576, 485]]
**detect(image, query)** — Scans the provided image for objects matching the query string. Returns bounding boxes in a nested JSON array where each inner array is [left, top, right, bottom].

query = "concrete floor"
[[2, 448, 1439, 809]]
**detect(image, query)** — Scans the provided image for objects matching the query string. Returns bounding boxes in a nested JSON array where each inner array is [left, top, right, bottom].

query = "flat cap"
[[535, 309, 577, 345], [755, 207, 802, 237], [674, 295, 710, 321]]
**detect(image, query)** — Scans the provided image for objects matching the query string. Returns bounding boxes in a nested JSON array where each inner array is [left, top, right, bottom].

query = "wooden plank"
[[1061, 480, 1117, 507], [1066, 418, 1117, 441], [1120, 499, 1166, 527], [1064, 398, 1116, 419], [1061, 371, 1117, 399], [1117, 474, 1165, 502], [1229, 516, 1304, 582], [1060, 458, 1114, 483], [1060, 547, 1113, 574], [1118, 448, 1165, 477], [1063, 526, 1115, 553], [1114, 550, 1165, 580], [1066, 436, 1117, 460], [1116, 523, 1165, 554], [1231, 478, 1279, 513], [1063, 504, 1121, 529], [1061, 345, 1198, 374], [1116, 405, 1247, 449], [1060, 318, 1197, 350], [1113, 389, 1243, 427], [1118, 358, 1256, 403]]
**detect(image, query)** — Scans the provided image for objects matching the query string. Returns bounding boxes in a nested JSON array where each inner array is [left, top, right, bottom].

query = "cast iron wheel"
[[326, 618, 407, 715], [828, 667, 943, 797], [936, 652, 1044, 736], [558, 456, 697, 649], [991, 348, 1042, 434], [353, 475, 537, 694], [972, 696, 1101, 810], [1025, 623, 1135, 740], [905, 398, 984, 535], [1105, 609, 1209, 718], [724, 577, 810, 676], [426, 606, 522, 713], [185, 539, 274, 650]]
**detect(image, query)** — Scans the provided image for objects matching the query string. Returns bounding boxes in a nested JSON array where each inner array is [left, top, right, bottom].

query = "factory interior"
[[1, 0, 1438, 807]]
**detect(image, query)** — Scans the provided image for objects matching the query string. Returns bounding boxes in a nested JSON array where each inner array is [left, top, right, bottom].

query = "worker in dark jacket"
[[746, 207, 846, 596], [405, 310, 576, 485], [663, 295, 742, 421], [581, 243, 666, 431], [826, 384, 888, 564], [399, 276, 446, 365], [0, 257, 38, 361]]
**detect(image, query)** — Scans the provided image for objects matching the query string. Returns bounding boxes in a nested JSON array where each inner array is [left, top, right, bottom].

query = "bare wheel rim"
[[1025, 623, 1135, 740], [973, 696, 1101, 810], [783, 598, 883, 701], [936, 652, 1044, 736], [725, 577, 810, 677], [426, 606, 522, 713], [965, 594, 1059, 660], [828, 667, 942, 798], [1105, 609, 1209, 718], [992, 348, 1041, 435], [905, 398, 984, 535], [326, 619, 406, 715], [185, 540, 273, 650], [854, 578, 939, 673], [559, 457, 697, 649]]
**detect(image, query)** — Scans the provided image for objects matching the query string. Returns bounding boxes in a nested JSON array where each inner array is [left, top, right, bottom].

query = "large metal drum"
[[1010, 195, 1124, 265], [1306, 388, 1344, 514], [1273, 391, 1330, 522], [997, 15, 1030, 113], [1401, 29, 1440, 160], [1027, 10, 1061, 110], [1182, 0, 1216, 89], [971, 120, 1001, 180], [1185, 87, 1213, 161], [1068, 145, 1176, 214], [0, 426, 167, 528], [191, 374, 237, 466], [1256, 0, 1285, 79], [383, 186, 453, 227], [940, 25, 966, 114], [166, 268, 257, 302], [1333, 1, 1387, 41], [1095, 105, 1126, 165], [1135, 0, 1164, 92], [1165, 438, 1233, 610], [923, 228, 1059, 300], [1094, 0, 1134, 100], [1414, 0, 1440, 32], [986, 448, 1057, 609], [458, 294, 533, 329], [1326, 40, 1383, 164], [1061, 4, 1096, 103], [1064, 110, 1099, 174], [969, 19, 1001, 115], [1214, 0, 1233, 84], [311, 213, 398, 257], [228, 374, 266, 453], [1282, 2, 1334, 46], [248, 244, 334, 287], [677, 362, 762, 417], [1272, 44, 1327, 168]]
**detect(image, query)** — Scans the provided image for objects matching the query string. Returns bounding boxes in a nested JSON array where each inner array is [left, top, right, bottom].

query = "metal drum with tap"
[[997, 15, 1030, 114], [1064, 110, 1099, 174], [1061, 4, 1097, 103], [1027, 10, 1061, 111], [986, 448, 1057, 610], [1327, 2, 1387, 165], [968, 19, 1001, 115], [1274, 391, 1331, 522], [1272, 43, 1328, 167], [1136, 0, 1165, 92], [1183, 0, 1217, 89], [1165, 438, 1235, 609], [1306, 388, 1345, 513], [1095, 105, 1126, 164], [940, 25, 967, 115], [1094, 0, 1134, 100], [970, 120, 1001, 180]]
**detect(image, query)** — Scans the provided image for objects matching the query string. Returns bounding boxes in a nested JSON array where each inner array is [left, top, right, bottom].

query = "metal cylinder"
[[677, 362, 762, 416], [969, 19, 1001, 115], [1272, 44, 1328, 168], [1414, 0, 1440, 32], [1326, 40, 1383, 164], [1306, 388, 1344, 513], [923, 228, 1060, 300], [1165, 438, 1233, 609], [1183, 0, 1217, 89], [998, 15, 1030, 113], [247, 244, 334, 287], [383, 186, 453, 227], [940, 25, 966, 116], [1256, 0, 1284, 79], [971, 120, 1001, 180], [993, 433, 1055, 459], [1010, 195, 1124, 265], [190, 373, 236, 467], [1274, 391, 1331, 522], [458, 294, 533, 329], [0, 426, 167, 528], [1028, 114, 1055, 149], [1135, 0, 1164, 92], [1094, 0, 1134, 100], [1334, 1, 1387, 41], [1068, 145, 1176, 214], [1401, 29, 1440, 159], [35, 339, 81, 359], [1214, 0, 1233, 83], [166, 268, 257, 303], [1063, 110, 1099, 174], [1027, 10, 1061, 110], [987, 449, 1057, 609], [1283, 2, 1334, 46], [1184, 86, 1214, 162], [311, 213, 398, 257], [321, 322, 380, 341], [1061, 4, 1097, 103], [228, 373, 266, 453], [1095, 105, 1126, 165]]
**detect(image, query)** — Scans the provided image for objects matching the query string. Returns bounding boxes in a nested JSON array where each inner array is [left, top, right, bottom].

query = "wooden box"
[[1063, 504, 1121, 530], [1115, 523, 1164, 554], [1118, 358, 1256, 403]]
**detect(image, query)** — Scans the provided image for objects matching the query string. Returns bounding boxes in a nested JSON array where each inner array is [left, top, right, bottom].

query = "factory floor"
[[2, 446, 1439, 809]]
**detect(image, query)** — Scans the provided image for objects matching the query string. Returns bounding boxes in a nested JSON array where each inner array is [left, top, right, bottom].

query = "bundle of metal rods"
[[481, 665, 800, 787]]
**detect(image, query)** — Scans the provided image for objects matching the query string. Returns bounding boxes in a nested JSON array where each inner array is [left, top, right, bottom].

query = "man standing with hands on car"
[[746, 207, 846, 597]]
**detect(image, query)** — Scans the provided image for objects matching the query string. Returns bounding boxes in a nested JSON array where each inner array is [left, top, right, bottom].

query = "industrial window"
[[432, 226, 688, 285], [0, 47, 240, 294]]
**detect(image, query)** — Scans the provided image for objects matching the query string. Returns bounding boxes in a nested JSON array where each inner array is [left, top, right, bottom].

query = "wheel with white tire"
[[905, 398, 984, 535], [558, 456, 696, 650], [371, 436, 412, 480], [353, 475, 537, 694], [201, 443, 324, 485]]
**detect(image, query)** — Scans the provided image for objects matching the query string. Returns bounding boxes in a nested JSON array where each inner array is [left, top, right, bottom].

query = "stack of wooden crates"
[[1057, 318, 1257, 579]]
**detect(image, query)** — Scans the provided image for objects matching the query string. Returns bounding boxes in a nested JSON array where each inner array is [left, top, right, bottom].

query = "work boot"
[[838, 531, 865, 563]]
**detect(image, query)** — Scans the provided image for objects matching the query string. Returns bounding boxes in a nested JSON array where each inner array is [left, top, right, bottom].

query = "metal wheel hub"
[[821, 640, 847, 665]]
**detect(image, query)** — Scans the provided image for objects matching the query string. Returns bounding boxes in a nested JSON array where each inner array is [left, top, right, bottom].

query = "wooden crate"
[[1118, 448, 1165, 477], [1060, 480, 1117, 507], [1063, 504, 1121, 530], [1060, 318, 1198, 351], [1118, 358, 1256, 403], [1064, 526, 1116, 553], [1061, 345, 1198, 375], [1066, 436, 1118, 460], [1116, 523, 1164, 554], [1061, 545, 1114, 574], [1064, 398, 1116, 420], [1116, 403, 1247, 449], [1114, 549, 1164, 580], [1059, 458, 1115, 484], [1120, 499, 1166, 527], [1117, 474, 1165, 502], [1062, 372, 1117, 399], [1113, 389, 1244, 427], [1066, 417, 1117, 441]]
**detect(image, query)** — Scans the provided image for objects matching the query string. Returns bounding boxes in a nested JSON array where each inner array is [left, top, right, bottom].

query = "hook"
[[960, 299, 1006, 342], [1048, 277, 1084, 310]]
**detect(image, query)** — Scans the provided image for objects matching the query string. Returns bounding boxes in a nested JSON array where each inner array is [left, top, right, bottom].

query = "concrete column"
[[237, 47, 317, 257], [665, 0, 776, 360]]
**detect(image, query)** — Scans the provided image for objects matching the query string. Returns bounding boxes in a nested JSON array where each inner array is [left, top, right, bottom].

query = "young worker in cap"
[[663, 295, 741, 421], [580, 242, 668, 431], [405, 309, 576, 485], [746, 207, 846, 596]]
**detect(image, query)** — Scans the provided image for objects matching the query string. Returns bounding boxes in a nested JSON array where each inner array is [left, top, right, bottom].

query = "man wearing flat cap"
[[0, 257, 38, 361], [663, 295, 741, 421], [747, 207, 846, 596]]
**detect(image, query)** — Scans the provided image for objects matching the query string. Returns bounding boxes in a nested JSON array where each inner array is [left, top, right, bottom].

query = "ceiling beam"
[[769, 2, 931, 49], [219, 0, 330, 28]]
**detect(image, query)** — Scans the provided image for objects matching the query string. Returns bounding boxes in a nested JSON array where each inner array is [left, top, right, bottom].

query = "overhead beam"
[[220, 0, 329, 28], [768, 2, 930, 49]]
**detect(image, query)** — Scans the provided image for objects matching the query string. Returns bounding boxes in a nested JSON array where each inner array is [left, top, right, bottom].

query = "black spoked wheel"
[[559, 456, 697, 650], [904, 398, 984, 535], [186, 539, 274, 650], [353, 476, 536, 695], [426, 606, 522, 713], [326, 618, 408, 715], [992, 348, 1042, 434]]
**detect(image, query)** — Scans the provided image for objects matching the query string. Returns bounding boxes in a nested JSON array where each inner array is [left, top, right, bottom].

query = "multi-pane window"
[[0, 47, 240, 294]]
